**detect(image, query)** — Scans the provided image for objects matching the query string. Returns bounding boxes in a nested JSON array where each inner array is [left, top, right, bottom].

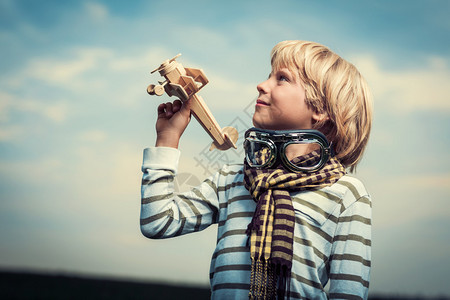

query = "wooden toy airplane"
[[147, 54, 238, 151]]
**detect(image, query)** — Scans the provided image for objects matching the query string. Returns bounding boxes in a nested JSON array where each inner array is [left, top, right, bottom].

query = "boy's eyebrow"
[[268, 68, 294, 80], [277, 68, 294, 79]]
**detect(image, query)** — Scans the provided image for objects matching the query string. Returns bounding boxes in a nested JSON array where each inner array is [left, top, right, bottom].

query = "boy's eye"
[[277, 75, 289, 82]]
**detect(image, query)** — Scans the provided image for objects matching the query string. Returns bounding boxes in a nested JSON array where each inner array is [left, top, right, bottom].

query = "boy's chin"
[[252, 116, 273, 130], [251, 121, 268, 130], [251, 117, 262, 129], [252, 116, 306, 131]]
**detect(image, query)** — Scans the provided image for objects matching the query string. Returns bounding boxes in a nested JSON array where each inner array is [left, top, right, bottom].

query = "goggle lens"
[[244, 139, 275, 168], [283, 141, 325, 172]]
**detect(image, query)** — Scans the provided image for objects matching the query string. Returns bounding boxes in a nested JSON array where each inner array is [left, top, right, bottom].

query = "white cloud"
[[2, 39, 254, 122], [22, 48, 113, 86], [351, 54, 450, 113], [394, 173, 450, 192], [1, 47, 117, 95], [171, 25, 229, 52], [78, 130, 108, 143], [0, 46, 178, 144], [84, 2, 109, 22], [0, 125, 24, 142], [42, 101, 68, 122], [201, 70, 256, 111], [0, 91, 13, 122], [0, 90, 69, 124], [358, 169, 450, 230], [71, 140, 142, 198], [0, 157, 64, 184]]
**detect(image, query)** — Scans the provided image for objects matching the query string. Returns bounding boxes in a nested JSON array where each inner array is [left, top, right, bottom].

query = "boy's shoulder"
[[323, 174, 371, 207]]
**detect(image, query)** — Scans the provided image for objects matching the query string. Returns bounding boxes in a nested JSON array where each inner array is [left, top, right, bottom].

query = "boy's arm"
[[140, 98, 220, 238], [328, 196, 372, 300], [140, 146, 220, 239]]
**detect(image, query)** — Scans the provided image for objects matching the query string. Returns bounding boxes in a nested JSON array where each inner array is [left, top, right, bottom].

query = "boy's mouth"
[[256, 99, 269, 106]]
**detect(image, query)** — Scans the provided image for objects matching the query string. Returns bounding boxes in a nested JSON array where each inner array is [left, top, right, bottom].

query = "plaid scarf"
[[244, 151, 346, 299]]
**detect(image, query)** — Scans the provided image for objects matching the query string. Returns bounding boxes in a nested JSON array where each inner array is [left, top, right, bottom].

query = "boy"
[[140, 40, 372, 299]]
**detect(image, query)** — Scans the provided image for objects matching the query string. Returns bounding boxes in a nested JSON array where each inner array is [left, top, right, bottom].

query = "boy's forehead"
[[271, 60, 287, 70], [271, 56, 298, 73], [271, 64, 299, 78]]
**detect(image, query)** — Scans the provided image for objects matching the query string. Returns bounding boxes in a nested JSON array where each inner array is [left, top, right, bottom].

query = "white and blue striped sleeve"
[[328, 194, 372, 300], [140, 147, 220, 239]]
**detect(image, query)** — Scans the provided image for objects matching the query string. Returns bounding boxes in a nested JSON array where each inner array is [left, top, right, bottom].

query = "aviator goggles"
[[243, 127, 334, 173]]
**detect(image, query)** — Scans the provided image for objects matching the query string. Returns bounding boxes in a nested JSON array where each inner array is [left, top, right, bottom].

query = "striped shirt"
[[140, 147, 371, 299]]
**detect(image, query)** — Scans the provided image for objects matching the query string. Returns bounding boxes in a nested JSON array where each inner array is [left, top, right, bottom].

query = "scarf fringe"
[[249, 258, 276, 300], [275, 264, 291, 300], [249, 258, 292, 300]]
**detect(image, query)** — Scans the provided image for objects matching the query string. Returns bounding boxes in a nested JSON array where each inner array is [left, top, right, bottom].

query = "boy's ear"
[[312, 112, 329, 123]]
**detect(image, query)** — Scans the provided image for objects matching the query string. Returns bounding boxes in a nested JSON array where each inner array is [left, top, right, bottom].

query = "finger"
[[180, 99, 191, 116], [165, 102, 173, 117], [157, 103, 166, 116], [172, 99, 182, 113]]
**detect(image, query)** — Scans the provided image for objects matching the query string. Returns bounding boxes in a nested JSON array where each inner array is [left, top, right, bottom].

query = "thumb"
[[180, 99, 192, 117]]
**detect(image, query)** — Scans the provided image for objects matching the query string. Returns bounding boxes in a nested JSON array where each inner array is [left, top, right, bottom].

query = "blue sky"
[[1, 0, 450, 297]]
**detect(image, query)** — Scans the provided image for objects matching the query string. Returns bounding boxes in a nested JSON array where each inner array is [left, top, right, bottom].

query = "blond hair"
[[271, 40, 373, 172]]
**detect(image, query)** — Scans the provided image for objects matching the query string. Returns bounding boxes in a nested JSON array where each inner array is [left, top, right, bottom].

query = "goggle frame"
[[244, 127, 333, 173]]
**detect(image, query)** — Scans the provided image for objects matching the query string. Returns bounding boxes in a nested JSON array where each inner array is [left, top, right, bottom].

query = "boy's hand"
[[155, 99, 191, 148]]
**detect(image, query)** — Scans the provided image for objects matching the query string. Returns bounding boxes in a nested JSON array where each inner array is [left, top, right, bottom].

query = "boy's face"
[[253, 67, 317, 130]]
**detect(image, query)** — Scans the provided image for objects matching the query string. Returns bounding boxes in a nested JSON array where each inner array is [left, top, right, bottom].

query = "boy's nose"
[[257, 79, 269, 94]]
